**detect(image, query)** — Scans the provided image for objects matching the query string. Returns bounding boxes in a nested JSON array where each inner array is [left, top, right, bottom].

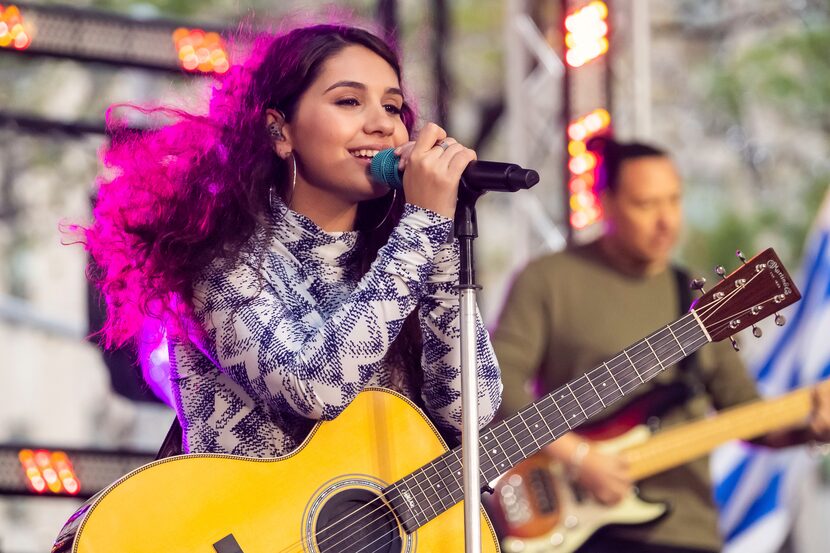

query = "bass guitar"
[[488, 380, 827, 553], [52, 248, 798, 553]]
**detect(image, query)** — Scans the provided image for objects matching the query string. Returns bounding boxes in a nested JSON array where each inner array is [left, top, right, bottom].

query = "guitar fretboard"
[[384, 311, 710, 532]]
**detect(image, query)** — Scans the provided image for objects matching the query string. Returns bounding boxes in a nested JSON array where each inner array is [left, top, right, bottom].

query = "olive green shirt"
[[491, 240, 760, 552]]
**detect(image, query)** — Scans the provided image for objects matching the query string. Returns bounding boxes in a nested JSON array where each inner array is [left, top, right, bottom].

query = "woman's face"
[[281, 45, 409, 219]]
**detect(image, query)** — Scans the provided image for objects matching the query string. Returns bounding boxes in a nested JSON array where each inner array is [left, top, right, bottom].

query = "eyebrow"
[[323, 80, 403, 97]]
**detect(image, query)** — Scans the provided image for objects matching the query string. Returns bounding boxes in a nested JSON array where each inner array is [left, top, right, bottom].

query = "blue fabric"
[[713, 201, 830, 551]]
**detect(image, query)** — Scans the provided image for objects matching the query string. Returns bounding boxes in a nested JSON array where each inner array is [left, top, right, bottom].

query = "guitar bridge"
[[213, 534, 245, 553]]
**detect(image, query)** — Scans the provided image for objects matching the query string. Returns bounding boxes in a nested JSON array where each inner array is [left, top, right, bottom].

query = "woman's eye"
[[384, 104, 402, 115], [335, 98, 360, 107]]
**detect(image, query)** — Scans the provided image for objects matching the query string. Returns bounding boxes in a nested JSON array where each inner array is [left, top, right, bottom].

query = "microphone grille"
[[369, 149, 403, 190]]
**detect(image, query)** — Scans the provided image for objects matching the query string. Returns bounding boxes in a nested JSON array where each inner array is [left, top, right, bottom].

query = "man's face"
[[602, 156, 683, 266]]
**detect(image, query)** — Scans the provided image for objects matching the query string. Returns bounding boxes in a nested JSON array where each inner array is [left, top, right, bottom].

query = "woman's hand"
[[395, 122, 476, 219]]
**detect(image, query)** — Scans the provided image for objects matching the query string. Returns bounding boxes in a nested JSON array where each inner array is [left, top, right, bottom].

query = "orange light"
[[18, 449, 81, 495], [568, 123, 587, 141], [564, 1, 609, 68], [567, 108, 611, 230], [0, 5, 33, 50], [570, 211, 590, 229], [583, 113, 604, 133], [568, 139, 586, 157], [172, 27, 229, 74], [568, 152, 597, 175], [569, 177, 587, 193]]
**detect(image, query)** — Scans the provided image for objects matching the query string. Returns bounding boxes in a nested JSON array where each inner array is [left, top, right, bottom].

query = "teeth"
[[352, 149, 380, 158]]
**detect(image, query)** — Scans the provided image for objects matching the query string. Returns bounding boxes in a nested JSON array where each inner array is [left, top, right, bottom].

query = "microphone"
[[369, 148, 539, 193]]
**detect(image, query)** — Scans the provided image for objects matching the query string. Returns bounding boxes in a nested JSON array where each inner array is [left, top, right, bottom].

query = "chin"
[[366, 181, 394, 200]]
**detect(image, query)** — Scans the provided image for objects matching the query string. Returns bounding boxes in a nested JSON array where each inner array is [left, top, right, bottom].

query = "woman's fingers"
[[400, 123, 479, 219]]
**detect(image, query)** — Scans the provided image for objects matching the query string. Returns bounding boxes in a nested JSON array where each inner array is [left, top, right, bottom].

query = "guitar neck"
[[386, 245, 802, 534], [623, 386, 813, 480], [385, 313, 711, 533]]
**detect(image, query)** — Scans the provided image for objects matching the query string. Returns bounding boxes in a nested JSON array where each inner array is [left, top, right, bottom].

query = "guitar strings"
[[310, 303, 745, 553], [273, 309, 716, 552], [313, 317, 710, 553], [486, 278, 771, 475], [275, 279, 765, 552], [277, 295, 748, 553]]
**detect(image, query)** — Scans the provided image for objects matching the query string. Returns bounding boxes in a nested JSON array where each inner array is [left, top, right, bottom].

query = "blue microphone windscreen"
[[369, 148, 403, 190]]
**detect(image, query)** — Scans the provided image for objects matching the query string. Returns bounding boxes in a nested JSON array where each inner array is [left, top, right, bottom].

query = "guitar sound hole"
[[314, 488, 402, 553]]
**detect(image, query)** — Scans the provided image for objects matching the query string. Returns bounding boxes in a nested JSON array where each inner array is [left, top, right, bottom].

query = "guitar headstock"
[[692, 248, 801, 343]]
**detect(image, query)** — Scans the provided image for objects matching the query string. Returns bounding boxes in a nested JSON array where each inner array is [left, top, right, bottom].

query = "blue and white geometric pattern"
[[712, 192, 830, 552], [169, 202, 503, 457]]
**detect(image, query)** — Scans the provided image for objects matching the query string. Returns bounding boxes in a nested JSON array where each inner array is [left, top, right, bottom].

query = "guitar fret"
[[585, 372, 606, 408], [480, 431, 507, 478], [532, 402, 555, 441], [519, 412, 543, 450], [421, 464, 450, 512], [654, 328, 684, 370], [430, 455, 454, 499], [439, 452, 464, 503], [411, 471, 439, 520], [566, 382, 587, 419], [667, 324, 687, 356], [622, 348, 644, 383], [503, 421, 526, 462], [398, 476, 429, 527], [643, 338, 666, 370], [605, 361, 624, 395], [482, 428, 512, 478], [550, 395, 572, 430], [479, 434, 499, 477], [437, 455, 465, 512]]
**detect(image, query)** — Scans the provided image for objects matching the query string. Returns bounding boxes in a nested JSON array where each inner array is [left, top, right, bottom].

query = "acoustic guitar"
[[52, 248, 798, 553], [488, 380, 827, 553]]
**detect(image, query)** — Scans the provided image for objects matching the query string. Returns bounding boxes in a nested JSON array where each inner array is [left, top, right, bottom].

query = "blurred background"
[[0, 1, 828, 552]]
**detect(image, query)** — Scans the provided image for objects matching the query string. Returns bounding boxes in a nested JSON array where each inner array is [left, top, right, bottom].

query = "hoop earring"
[[372, 189, 397, 231], [287, 152, 297, 205], [269, 152, 297, 216]]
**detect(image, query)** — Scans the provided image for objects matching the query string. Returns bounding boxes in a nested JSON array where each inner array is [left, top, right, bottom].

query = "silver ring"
[[438, 140, 450, 151]]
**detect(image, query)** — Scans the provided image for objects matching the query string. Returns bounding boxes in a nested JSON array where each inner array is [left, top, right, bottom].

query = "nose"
[[364, 103, 395, 136], [656, 201, 681, 232]]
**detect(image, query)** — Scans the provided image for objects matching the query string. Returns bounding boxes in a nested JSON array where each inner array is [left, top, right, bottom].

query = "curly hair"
[[79, 24, 419, 359]]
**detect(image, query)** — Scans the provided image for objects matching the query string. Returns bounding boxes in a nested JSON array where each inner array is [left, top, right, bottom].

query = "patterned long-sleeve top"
[[169, 202, 502, 457]]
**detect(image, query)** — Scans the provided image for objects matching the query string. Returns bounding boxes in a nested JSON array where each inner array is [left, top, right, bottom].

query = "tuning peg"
[[736, 250, 747, 264], [728, 336, 740, 351], [775, 313, 786, 326], [690, 278, 707, 293], [714, 266, 726, 279], [752, 325, 762, 338]]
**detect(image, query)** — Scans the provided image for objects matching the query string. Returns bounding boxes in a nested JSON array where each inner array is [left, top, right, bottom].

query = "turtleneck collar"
[[269, 199, 363, 269]]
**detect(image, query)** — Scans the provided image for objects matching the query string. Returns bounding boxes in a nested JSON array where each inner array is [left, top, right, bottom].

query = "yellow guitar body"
[[70, 389, 499, 553]]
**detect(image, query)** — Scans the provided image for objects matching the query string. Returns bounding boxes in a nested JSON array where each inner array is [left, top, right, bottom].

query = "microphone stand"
[[455, 184, 486, 553]]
